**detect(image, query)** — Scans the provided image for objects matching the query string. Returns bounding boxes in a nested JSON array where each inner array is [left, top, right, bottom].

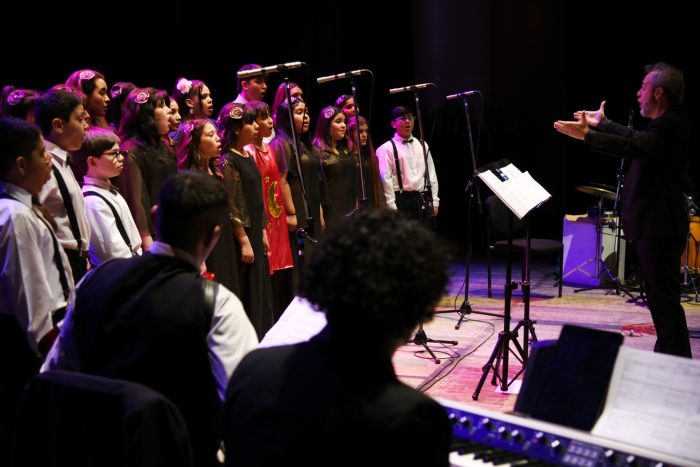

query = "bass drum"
[[681, 216, 700, 272]]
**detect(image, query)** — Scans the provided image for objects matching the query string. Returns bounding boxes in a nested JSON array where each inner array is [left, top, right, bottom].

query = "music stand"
[[471, 159, 551, 400]]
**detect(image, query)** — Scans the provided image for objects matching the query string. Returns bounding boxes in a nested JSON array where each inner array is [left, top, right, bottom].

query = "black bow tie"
[[108, 184, 118, 195], [402, 138, 414, 144]]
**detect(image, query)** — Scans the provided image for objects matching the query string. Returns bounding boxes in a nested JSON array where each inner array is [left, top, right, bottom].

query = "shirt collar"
[[83, 176, 113, 191], [45, 140, 70, 164], [393, 133, 414, 144], [0, 181, 32, 207], [149, 241, 199, 269]]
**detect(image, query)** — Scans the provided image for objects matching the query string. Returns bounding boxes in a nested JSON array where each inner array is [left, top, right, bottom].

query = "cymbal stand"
[[572, 195, 624, 294], [681, 196, 699, 302]]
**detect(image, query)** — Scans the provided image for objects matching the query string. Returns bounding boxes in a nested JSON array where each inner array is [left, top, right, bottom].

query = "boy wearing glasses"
[[376, 106, 439, 221], [74, 127, 141, 266]]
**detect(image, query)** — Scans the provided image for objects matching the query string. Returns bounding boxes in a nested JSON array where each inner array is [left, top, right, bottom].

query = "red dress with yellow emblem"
[[245, 143, 293, 273]]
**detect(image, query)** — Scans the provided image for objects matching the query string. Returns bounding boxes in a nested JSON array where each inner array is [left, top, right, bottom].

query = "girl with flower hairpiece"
[[312, 105, 357, 227], [269, 97, 325, 272], [106, 82, 136, 131], [271, 81, 304, 124], [175, 118, 240, 296], [218, 102, 273, 339], [347, 115, 385, 209], [334, 94, 357, 121], [244, 101, 294, 320], [117, 87, 175, 251], [0, 85, 38, 122], [65, 69, 110, 128], [171, 77, 214, 122]]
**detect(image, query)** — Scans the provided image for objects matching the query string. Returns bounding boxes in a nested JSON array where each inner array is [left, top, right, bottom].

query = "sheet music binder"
[[477, 158, 551, 219]]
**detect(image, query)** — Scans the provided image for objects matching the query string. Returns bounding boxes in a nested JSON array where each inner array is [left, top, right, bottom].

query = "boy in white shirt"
[[74, 127, 142, 266]]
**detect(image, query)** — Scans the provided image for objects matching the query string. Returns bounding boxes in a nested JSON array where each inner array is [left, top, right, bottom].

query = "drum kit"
[[574, 183, 624, 293], [576, 183, 700, 296]]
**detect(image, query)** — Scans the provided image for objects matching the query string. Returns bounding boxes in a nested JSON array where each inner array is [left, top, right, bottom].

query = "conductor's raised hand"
[[553, 111, 589, 141], [573, 100, 606, 127]]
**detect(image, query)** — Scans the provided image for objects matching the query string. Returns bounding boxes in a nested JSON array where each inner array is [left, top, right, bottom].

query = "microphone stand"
[[349, 78, 367, 208], [410, 86, 457, 363], [281, 78, 317, 276], [454, 92, 504, 330]]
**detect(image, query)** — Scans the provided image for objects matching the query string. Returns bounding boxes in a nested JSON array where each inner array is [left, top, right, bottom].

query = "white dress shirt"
[[38, 141, 90, 252], [375, 133, 439, 210], [82, 176, 142, 266], [1, 182, 74, 356], [43, 241, 258, 400]]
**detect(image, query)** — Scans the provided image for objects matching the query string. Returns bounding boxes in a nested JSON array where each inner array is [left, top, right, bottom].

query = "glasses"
[[101, 150, 127, 161], [394, 115, 415, 122]]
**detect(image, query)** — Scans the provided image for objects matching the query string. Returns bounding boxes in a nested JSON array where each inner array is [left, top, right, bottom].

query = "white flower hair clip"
[[176, 78, 193, 95], [229, 105, 244, 120], [134, 91, 149, 104], [323, 107, 335, 119], [7, 90, 25, 106], [79, 70, 96, 81]]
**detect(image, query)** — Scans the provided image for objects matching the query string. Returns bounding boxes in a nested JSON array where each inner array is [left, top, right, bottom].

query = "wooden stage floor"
[[393, 259, 700, 415]]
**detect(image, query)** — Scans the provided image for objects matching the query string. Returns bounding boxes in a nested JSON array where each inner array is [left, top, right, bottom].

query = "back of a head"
[[155, 171, 228, 250], [0, 86, 38, 120], [300, 210, 449, 343], [0, 117, 42, 179]]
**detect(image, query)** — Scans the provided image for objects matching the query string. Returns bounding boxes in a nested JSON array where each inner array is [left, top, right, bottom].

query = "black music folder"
[[514, 324, 623, 431]]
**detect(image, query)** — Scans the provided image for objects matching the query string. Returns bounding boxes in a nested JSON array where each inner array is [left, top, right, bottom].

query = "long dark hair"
[[118, 87, 169, 147]]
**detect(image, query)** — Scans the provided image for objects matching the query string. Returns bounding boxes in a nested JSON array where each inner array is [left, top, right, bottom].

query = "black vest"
[[71, 253, 220, 466]]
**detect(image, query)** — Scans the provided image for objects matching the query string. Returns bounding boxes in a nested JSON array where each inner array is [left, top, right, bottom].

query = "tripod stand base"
[[413, 328, 457, 364]]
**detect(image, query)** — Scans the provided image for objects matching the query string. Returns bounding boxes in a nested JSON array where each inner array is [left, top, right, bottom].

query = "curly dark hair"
[[300, 209, 450, 343]]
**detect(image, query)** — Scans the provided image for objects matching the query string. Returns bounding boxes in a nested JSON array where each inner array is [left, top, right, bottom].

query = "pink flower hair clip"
[[176, 78, 193, 95], [7, 90, 25, 106], [134, 92, 150, 104], [323, 107, 335, 119], [79, 70, 96, 81], [183, 121, 195, 135]]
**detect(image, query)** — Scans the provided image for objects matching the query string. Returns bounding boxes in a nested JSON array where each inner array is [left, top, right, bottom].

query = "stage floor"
[[393, 259, 700, 414]]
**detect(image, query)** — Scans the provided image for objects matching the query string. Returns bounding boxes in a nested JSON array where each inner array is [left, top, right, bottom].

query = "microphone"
[[388, 83, 435, 94], [446, 90, 478, 100], [237, 62, 304, 79], [317, 69, 370, 84]]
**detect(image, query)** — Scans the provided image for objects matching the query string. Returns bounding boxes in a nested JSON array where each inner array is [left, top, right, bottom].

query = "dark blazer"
[[585, 106, 690, 241], [223, 325, 451, 467]]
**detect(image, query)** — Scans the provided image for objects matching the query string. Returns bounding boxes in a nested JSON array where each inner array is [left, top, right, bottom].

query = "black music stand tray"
[[470, 160, 551, 400]]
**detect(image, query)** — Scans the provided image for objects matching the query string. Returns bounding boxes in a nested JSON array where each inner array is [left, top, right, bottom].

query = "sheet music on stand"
[[477, 159, 551, 219], [592, 347, 700, 465]]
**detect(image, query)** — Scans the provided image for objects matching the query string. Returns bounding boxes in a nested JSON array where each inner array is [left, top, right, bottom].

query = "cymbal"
[[588, 182, 616, 192], [576, 185, 616, 201]]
